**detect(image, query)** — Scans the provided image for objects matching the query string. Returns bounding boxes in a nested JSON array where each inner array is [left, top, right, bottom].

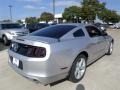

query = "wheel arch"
[[68, 51, 88, 80], [2, 34, 6, 40], [2, 34, 7, 39], [71, 51, 89, 67], [2, 34, 5, 38], [79, 51, 89, 60]]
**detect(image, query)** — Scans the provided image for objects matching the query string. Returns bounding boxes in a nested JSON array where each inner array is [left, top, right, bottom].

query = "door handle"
[[88, 43, 97, 47]]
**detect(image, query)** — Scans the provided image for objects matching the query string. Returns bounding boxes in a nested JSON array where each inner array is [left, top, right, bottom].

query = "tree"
[[25, 17, 39, 24], [81, 5, 96, 23], [17, 20, 23, 24], [110, 11, 119, 23], [81, 0, 120, 23], [98, 9, 120, 24], [40, 12, 54, 23], [62, 6, 81, 22], [81, 0, 106, 23]]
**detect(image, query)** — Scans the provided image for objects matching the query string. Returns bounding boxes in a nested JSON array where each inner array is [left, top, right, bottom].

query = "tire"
[[2, 36, 10, 46], [106, 42, 113, 55], [69, 54, 87, 83]]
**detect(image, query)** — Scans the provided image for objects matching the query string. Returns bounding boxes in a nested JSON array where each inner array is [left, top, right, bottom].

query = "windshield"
[[31, 25, 76, 39], [27, 23, 49, 30], [37, 24, 49, 29], [1, 24, 22, 29]]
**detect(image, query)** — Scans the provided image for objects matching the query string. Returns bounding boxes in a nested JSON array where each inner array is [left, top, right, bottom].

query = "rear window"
[[31, 25, 76, 39]]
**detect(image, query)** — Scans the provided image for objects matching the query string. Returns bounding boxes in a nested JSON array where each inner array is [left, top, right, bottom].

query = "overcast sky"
[[0, 0, 120, 20]]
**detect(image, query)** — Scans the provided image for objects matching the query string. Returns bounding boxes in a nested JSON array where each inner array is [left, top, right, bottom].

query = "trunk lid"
[[15, 35, 58, 44]]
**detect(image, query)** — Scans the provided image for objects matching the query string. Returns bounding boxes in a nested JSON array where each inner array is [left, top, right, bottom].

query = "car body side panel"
[[86, 36, 107, 62], [50, 37, 91, 72]]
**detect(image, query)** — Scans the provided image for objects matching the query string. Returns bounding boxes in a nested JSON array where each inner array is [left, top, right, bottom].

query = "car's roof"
[[57, 23, 92, 27]]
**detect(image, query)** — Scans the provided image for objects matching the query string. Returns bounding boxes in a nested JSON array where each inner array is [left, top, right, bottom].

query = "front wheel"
[[106, 42, 113, 55], [69, 55, 87, 83], [3, 36, 10, 46]]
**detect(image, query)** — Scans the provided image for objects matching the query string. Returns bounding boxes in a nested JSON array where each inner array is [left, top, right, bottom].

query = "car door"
[[86, 26, 107, 61]]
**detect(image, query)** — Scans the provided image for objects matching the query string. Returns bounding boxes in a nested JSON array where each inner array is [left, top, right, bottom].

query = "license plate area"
[[13, 58, 19, 67], [10, 56, 23, 70]]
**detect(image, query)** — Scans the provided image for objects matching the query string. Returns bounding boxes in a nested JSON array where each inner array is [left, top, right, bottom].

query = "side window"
[[85, 26, 102, 37], [73, 29, 85, 37]]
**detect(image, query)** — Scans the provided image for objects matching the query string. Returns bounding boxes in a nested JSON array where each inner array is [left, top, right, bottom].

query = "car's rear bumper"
[[8, 50, 68, 85], [8, 59, 68, 85]]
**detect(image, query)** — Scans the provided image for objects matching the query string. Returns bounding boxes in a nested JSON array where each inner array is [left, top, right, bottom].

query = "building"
[[20, 13, 64, 25], [54, 14, 63, 23]]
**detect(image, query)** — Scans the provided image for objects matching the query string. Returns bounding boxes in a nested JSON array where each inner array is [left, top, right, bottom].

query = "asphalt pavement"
[[0, 42, 9, 51]]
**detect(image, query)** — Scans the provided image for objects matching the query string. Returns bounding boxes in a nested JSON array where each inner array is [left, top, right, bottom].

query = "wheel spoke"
[[77, 70, 81, 79], [78, 60, 83, 67]]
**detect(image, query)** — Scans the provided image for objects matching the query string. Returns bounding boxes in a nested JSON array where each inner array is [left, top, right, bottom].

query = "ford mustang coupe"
[[8, 23, 114, 85]]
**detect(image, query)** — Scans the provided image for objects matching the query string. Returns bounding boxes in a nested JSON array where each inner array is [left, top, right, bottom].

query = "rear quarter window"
[[73, 29, 85, 37]]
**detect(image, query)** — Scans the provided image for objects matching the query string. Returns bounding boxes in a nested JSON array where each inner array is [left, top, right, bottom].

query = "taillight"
[[10, 42, 46, 58], [34, 47, 46, 57], [27, 46, 46, 58]]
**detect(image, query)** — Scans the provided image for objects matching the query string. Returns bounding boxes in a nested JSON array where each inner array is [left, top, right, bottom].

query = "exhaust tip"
[[33, 79, 40, 83]]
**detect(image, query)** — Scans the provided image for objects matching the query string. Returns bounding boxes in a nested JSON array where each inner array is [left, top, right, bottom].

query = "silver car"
[[8, 23, 114, 85], [0, 23, 29, 45]]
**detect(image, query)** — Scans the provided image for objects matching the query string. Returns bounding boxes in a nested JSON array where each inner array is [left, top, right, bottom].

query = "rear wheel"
[[69, 55, 87, 83]]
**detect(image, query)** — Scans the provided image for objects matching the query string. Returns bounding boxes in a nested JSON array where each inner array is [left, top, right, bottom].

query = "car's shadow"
[[0, 41, 9, 51], [50, 79, 85, 90], [76, 84, 85, 90], [50, 78, 85, 90]]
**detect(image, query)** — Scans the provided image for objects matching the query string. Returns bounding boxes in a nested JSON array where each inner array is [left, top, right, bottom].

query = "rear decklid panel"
[[9, 35, 58, 61], [14, 36, 58, 45]]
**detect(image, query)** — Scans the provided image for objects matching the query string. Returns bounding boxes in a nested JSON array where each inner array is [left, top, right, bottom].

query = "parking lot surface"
[[0, 42, 8, 51], [0, 30, 120, 90]]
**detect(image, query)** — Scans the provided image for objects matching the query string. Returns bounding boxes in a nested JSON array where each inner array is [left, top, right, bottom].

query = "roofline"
[[57, 23, 92, 27]]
